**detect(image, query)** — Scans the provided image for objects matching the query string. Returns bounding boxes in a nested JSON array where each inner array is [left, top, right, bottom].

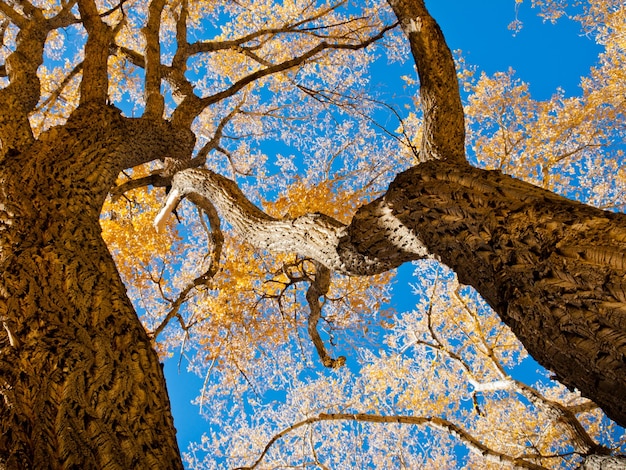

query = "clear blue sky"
[[163, 0, 605, 465]]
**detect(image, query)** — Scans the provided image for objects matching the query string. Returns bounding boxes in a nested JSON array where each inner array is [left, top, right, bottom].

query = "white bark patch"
[[404, 17, 422, 34], [378, 204, 430, 257], [154, 188, 181, 233], [469, 379, 514, 393]]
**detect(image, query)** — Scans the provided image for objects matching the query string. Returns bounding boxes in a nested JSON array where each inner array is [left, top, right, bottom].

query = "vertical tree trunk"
[[373, 159, 626, 426], [0, 108, 183, 468]]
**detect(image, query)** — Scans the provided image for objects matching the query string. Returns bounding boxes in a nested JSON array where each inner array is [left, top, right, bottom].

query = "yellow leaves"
[[465, 31, 624, 203], [100, 176, 180, 296], [264, 178, 366, 224]]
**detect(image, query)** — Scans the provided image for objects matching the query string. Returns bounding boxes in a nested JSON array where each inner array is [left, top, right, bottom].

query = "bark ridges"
[[385, 160, 626, 426]]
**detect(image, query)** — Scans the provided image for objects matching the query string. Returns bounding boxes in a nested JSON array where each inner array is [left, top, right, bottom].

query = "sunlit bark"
[[160, 0, 626, 429], [0, 105, 188, 468]]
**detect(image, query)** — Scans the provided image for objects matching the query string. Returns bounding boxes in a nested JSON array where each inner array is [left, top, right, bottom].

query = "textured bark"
[[0, 106, 185, 469], [383, 159, 626, 427], [163, 157, 626, 428], [580, 455, 626, 470], [158, 168, 429, 275], [387, 0, 465, 163]]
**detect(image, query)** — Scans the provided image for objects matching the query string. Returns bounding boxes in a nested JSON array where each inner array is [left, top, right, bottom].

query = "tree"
[[0, 0, 624, 469]]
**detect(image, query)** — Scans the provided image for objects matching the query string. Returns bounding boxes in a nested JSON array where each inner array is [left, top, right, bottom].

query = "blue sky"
[[163, 0, 606, 465]]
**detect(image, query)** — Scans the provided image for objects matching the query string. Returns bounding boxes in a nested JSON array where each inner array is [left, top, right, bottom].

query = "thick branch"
[[0, 5, 47, 155], [155, 168, 427, 276], [234, 412, 548, 470], [143, 0, 165, 118], [78, 0, 114, 105], [116, 118, 195, 169], [387, 0, 465, 162]]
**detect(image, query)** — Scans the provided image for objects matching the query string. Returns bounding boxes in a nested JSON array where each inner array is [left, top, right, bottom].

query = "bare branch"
[[186, 0, 350, 56], [306, 262, 345, 368], [36, 62, 83, 112], [189, 100, 246, 168], [234, 412, 549, 470], [151, 195, 223, 339], [172, 22, 398, 127]]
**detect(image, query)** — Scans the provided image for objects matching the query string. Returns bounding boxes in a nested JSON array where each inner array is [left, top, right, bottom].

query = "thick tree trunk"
[[378, 159, 626, 426], [164, 157, 626, 427], [0, 108, 183, 469]]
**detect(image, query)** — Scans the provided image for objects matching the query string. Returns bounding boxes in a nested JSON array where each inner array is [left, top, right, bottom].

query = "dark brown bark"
[[166, 157, 626, 428], [380, 159, 626, 427], [0, 105, 185, 469], [387, 0, 465, 163]]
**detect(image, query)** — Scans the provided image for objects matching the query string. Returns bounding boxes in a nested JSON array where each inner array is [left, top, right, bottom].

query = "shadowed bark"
[[385, 160, 626, 427]]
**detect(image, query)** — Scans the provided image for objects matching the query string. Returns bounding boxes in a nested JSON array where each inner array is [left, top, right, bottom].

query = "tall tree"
[[0, 0, 624, 469]]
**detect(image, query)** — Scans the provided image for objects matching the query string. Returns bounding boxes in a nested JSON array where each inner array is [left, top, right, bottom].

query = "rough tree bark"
[[0, 1, 196, 466], [1, 0, 624, 467], [159, 0, 626, 430], [0, 0, 398, 466], [0, 105, 191, 468]]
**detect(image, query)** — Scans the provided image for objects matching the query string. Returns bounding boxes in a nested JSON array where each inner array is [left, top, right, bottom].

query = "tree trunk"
[[165, 156, 626, 427], [0, 107, 183, 469], [377, 159, 626, 426]]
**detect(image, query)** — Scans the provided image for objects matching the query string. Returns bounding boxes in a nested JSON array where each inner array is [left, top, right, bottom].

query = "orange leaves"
[[100, 172, 182, 321], [265, 177, 366, 224]]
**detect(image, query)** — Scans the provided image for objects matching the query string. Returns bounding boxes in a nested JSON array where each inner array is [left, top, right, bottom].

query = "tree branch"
[[0, 3, 48, 156], [306, 262, 345, 368], [186, 0, 350, 56], [171, 22, 398, 128], [155, 168, 427, 276], [386, 0, 466, 162], [142, 0, 165, 118], [234, 412, 549, 470], [77, 0, 114, 105], [151, 195, 223, 339]]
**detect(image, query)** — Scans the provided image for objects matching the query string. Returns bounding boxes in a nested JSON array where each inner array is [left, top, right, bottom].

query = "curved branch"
[[0, 2, 28, 27], [386, 0, 465, 162], [306, 262, 345, 368], [155, 168, 428, 276], [234, 412, 549, 470]]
